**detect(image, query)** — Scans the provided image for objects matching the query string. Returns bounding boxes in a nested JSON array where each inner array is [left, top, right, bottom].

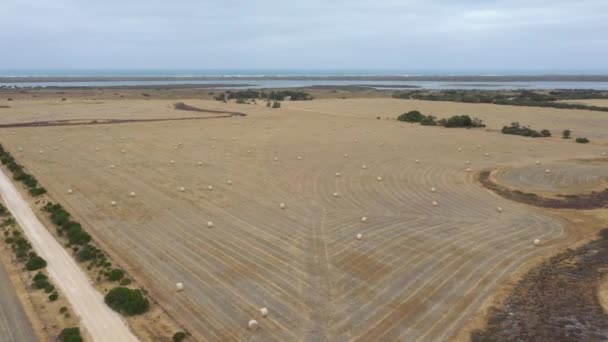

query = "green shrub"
[[540, 129, 552, 137], [575, 137, 590, 143], [420, 115, 437, 126], [104, 287, 150, 316], [119, 278, 132, 286], [76, 244, 98, 262], [26, 256, 47, 271], [562, 129, 571, 139], [59, 327, 83, 342], [501, 122, 544, 138], [173, 331, 188, 342], [59, 306, 68, 314], [106, 268, 125, 281], [397, 110, 424, 123], [49, 292, 58, 301]]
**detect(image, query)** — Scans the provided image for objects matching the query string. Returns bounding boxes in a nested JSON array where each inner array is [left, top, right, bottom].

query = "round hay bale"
[[95, 148, 100, 152], [248, 319, 258, 331], [354, 139, 359, 143], [536, 161, 541, 165], [356, 233, 363, 240], [67, 189, 73, 194], [53, 146, 58, 151], [484, 152, 490, 157], [260, 307, 269, 317], [211, 145, 216, 149], [179, 186, 185, 192], [280, 203, 286, 209], [170, 160, 175, 164], [232, 137, 236, 141], [335, 172, 341, 177], [59, 138, 64, 142], [533, 239, 541, 246], [415, 159, 420, 163], [226, 180, 232, 185], [129, 192, 136, 197], [197, 161, 203, 166], [208, 185, 213, 191], [497, 206, 503, 213], [458, 147, 462, 152], [430, 187, 436, 193], [18, 147, 23, 151], [344, 153, 349, 158], [212, 137, 216, 140], [111, 201, 117, 206], [109, 164, 115, 169], [362, 165, 367, 169], [207, 221, 214, 228], [39, 150, 44, 154], [176, 282, 184, 291], [545, 169, 551, 174], [247, 150, 251, 154], [297, 156, 302, 160], [466, 167, 472, 172], [432, 201, 438, 207], [466, 161, 471, 165], [121, 149, 126, 154], [376, 176, 383, 182], [333, 192, 339, 197], [361, 216, 367, 223], [273, 157, 279, 162]]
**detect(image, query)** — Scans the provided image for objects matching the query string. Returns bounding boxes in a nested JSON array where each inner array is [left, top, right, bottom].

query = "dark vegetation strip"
[[0, 145, 47, 196], [393, 89, 608, 112], [397, 110, 485, 128], [0, 203, 83, 341], [479, 170, 608, 209], [472, 228, 608, 341]]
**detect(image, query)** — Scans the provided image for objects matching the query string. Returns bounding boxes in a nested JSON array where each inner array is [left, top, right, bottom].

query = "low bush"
[[397, 110, 424, 123], [104, 287, 150, 316], [173, 331, 188, 342], [540, 129, 552, 137], [501, 122, 546, 138], [562, 129, 571, 139], [272, 101, 281, 108], [49, 292, 58, 301], [106, 268, 125, 282], [59, 327, 83, 342], [26, 255, 47, 271], [575, 137, 590, 143], [420, 115, 437, 126]]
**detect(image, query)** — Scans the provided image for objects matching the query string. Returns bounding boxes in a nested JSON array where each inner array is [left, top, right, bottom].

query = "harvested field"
[[0, 261, 36, 342], [0, 97, 606, 341]]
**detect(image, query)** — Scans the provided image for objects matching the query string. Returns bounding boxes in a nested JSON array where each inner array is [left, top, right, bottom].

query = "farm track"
[[2, 98, 605, 341]]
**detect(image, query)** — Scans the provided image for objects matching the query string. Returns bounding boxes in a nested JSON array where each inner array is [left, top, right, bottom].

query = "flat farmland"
[[1, 98, 606, 341]]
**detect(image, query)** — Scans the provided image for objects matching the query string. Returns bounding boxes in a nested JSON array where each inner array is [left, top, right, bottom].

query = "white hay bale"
[[248, 319, 258, 331], [53, 146, 58, 151], [260, 307, 269, 317], [333, 192, 339, 197], [297, 156, 302, 160], [484, 152, 490, 157], [362, 165, 367, 169], [466, 160, 471, 165], [533, 239, 541, 246], [545, 169, 551, 173], [354, 139, 359, 143], [59, 138, 64, 142], [197, 161, 203, 166], [121, 149, 126, 153], [226, 180, 232, 185], [476, 144, 481, 149], [536, 161, 541, 165], [232, 137, 236, 141], [176, 282, 184, 291], [18, 147, 23, 151], [432, 201, 438, 207], [497, 206, 503, 213], [376, 176, 383, 182], [466, 167, 472, 172], [207, 221, 214, 228], [170, 160, 175, 164], [208, 185, 213, 191], [361, 216, 367, 223], [273, 157, 279, 161], [179, 186, 185, 192], [39, 150, 44, 154], [415, 159, 420, 163], [67, 189, 73, 194], [129, 192, 136, 197], [458, 147, 462, 152], [344, 153, 349, 158], [247, 150, 251, 154], [95, 147, 99, 152], [109, 164, 115, 169], [211, 145, 216, 149], [121, 136, 126, 140], [280, 203, 286, 209], [430, 187, 436, 193], [111, 201, 117, 206], [356, 233, 363, 240], [335, 172, 341, 177]]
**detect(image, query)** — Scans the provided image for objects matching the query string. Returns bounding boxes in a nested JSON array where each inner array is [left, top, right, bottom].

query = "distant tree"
[[26, 256, 47, 271], [540, 129, 552, 137], [104, 287, 150, 316], [575, 137, 590, 143], [562, 129, 571, 139], [397, 110, 424, 123]]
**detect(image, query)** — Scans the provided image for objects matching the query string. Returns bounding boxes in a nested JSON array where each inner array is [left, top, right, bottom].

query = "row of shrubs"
[[0, 206, 59, 301], [40, 202, 147, 315], [501, 122, 551, 138], [215, 89, 312, 102], [0, 144, 47, 196], [397, 111, 485, 128], [392, 89, 608, 112]]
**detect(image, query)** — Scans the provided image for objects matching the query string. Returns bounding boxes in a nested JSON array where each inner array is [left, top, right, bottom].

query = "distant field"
[[0, 97, 606, 341]]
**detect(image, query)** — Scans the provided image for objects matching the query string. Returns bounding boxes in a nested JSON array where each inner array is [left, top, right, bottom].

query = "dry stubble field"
[[0, 97, 606, 341]]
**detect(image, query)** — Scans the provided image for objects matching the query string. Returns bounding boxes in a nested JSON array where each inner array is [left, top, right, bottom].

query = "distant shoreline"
[[2, 75, 608, 83]]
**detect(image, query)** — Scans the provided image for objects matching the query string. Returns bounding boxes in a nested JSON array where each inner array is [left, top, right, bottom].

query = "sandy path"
[[0, 169, 138, 342]]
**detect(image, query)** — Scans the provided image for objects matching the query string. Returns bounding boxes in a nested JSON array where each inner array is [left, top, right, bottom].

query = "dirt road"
[[0, 169, 138, 342]]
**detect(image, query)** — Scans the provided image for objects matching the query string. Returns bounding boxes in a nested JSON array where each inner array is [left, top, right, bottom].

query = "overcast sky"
[[1, 0, 607, 71]]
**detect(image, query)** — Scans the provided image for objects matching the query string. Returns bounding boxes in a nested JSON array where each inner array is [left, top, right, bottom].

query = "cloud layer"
[[2, 0, 607, 71]]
